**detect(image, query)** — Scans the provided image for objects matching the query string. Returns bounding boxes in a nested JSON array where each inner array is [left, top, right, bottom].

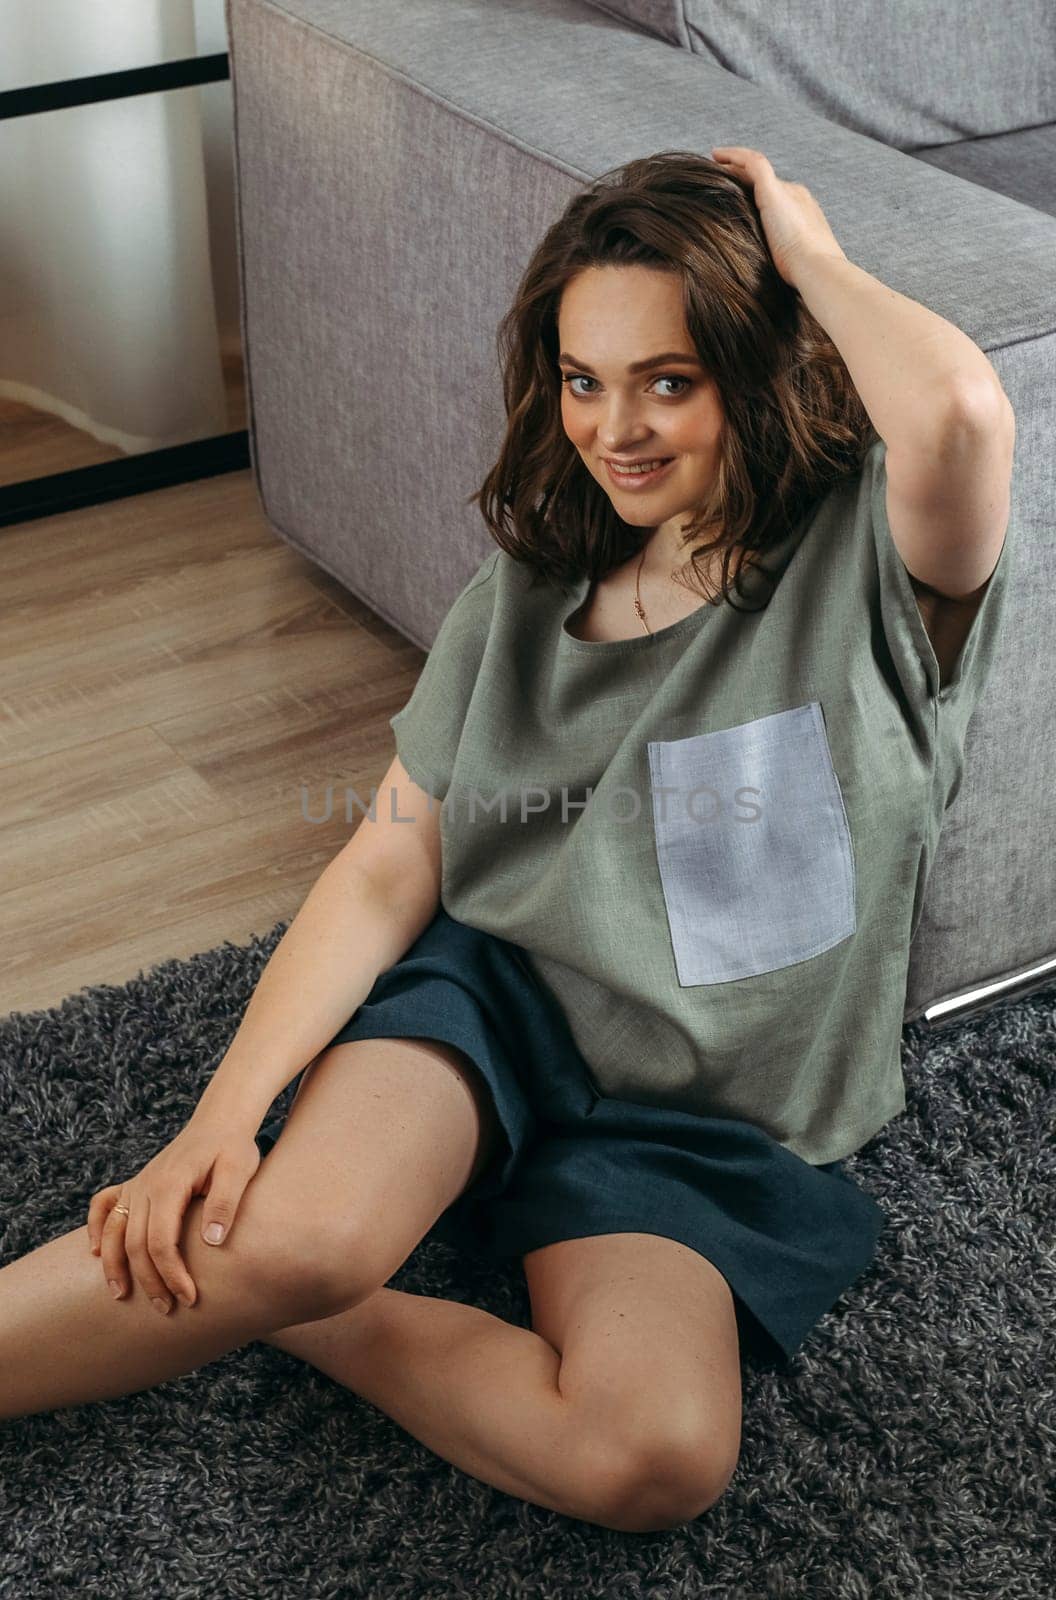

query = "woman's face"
[[557, 264, 725, 545]]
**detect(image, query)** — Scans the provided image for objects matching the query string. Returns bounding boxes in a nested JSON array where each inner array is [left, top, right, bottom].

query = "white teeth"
[[611, 459, 669, 474]]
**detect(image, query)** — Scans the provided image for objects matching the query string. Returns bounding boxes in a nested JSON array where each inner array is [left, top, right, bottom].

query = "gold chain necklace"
[[633, 545, 652, 635]]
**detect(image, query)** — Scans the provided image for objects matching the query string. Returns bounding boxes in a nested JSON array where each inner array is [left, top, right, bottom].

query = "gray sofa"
[[224, 0, 1056, 1030]]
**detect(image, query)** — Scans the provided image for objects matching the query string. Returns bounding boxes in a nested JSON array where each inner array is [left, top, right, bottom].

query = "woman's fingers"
[[712, 145, 761, 167], [91, 1184, 195, 1312], [146, 1192, 198, 1310], [88, 1136, 261, 1313], [124, 1198, 179, 1315], [98, 1193, 132, 1301], [86, 1185, 117, 1255]]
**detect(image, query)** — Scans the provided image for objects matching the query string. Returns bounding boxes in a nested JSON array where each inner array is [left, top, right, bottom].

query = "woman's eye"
[[560, 375, 598, 397], [653, 375, 690, 397], [560, 374, 690, 398]]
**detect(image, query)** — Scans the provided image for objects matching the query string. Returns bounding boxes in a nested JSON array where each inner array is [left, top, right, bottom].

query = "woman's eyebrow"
[[557, 351, 704, 374]]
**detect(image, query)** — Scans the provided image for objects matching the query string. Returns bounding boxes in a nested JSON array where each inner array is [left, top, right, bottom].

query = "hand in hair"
[[711, 146, 846, 289]]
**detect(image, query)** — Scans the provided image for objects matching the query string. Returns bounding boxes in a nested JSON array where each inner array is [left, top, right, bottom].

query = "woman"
[[3, 150, 1014, 1534]]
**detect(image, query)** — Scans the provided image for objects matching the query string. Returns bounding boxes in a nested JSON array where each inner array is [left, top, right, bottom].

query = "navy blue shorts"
[[255, 906, 886, 1368]]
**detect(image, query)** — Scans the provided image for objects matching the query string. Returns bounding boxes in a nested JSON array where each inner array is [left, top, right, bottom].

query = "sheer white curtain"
[[0, 0, 230, 456]]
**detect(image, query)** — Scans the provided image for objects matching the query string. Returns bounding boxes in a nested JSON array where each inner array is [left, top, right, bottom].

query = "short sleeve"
[[389, 551, 500, 802], [864, 435, 1015, 724]]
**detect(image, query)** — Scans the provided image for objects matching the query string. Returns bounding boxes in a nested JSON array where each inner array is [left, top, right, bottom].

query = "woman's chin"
[[607, 497, 659, 525]]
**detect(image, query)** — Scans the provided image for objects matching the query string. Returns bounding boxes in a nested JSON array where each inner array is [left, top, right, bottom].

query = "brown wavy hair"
[[468, 150, 875, 611]]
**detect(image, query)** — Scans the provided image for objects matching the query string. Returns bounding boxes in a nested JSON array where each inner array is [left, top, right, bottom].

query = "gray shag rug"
[[1, 925, 1053, 1598]]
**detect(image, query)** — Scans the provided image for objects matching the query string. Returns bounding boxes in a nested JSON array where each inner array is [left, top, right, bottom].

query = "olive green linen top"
[[389, 436, 1013, 1164]]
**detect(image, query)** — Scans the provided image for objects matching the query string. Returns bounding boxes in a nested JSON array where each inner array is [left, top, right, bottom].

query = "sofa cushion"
[[579, 0, 687, 47], [582, 0, 1056, 150], [908, 124, 1056, 222]]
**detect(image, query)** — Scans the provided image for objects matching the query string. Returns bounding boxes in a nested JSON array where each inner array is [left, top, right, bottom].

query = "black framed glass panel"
[[1, 1, 249, 527]]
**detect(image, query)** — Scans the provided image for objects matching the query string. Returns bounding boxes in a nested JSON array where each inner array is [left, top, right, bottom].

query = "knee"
[[213, 1191, 383, 1323], [580, 1421, 739, 1533]]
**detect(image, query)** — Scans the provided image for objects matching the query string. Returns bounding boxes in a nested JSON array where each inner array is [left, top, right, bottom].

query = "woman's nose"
[[601, 432, 654, 454], [599, 412, 648, 448], [597, 397, 652, 446]]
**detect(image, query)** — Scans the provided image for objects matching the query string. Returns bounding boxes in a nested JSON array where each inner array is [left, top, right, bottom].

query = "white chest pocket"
[[648, 701, 856, 986]]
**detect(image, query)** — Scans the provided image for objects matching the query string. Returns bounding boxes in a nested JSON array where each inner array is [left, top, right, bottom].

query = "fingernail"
[[177, 1294, 192, 1309], [109, 1280, 122, 1299], [204, 1223, 224, 1244], [152, 1297, 171, 1316]]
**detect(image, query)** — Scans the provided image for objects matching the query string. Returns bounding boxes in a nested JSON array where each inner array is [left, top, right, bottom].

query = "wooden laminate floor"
[[1, 467, 426, 1017]]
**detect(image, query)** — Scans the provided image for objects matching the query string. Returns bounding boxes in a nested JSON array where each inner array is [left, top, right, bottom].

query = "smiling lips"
[[604, 457, 676, 488]]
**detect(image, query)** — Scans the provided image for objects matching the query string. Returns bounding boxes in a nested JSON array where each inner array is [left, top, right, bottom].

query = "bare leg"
[[0, 1033, 507, 1427], [0, 1200, 329, 1423], [263, 1287, 609, 1525]]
